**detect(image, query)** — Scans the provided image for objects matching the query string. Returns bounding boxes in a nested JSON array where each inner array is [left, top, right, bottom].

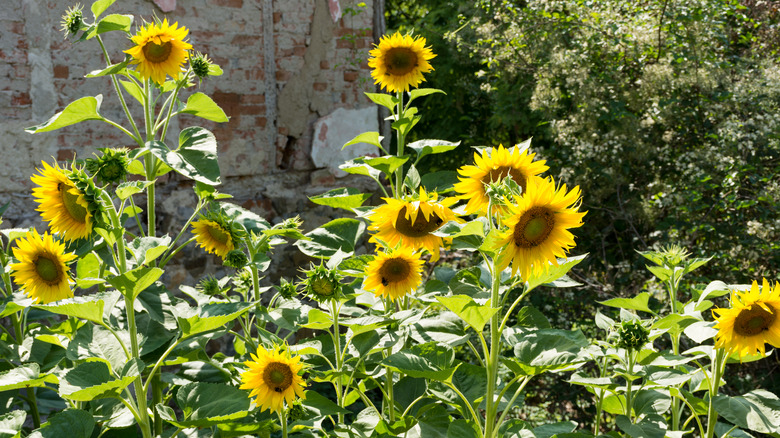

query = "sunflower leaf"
[[714, 390, 780, 435], [408, 139, 461, 163], [407, 88, 445, 105], [34, 291, 120, 325], [107, 266, 163, 301], [147, 127, 221, 185], [173, 301, 254, 337], [0, 364, 58, 392], [436, 295, 499, 333], [0, 410, 26, 438], [364, 155, 409, 176], [59, 361, 136, 402], [524, 254, 588, 293], [172, 382, 250, 427], [85, 60, 129, 78], [25, 96, 104, 133], [28, 409, 95, 438], [180, 92, 229, 123], [85, 14, 133, 40], [598, 292, 655, 315], [343, 131, 384, 151], [364, 93, 398, 112], [309, 187, 372, 211], [91, 0, 116, 19]]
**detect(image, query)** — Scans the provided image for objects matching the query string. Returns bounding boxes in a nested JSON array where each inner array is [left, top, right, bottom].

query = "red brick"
[[320, 60, 329, 69], [336, 39, 352, 49], [313, 82, 327, 91], [11, 92, 30, 106], [57, 148, 76, 161], [237, 105, 264, 115], [276, 70, 292, 81], [343, 71, 359, 82], [273, 12, 282, 23], [53, 65, 69, 79], [255, 117, 267, 128], [230, 35, 256, 46], [240, 94, 265, 105], [293, 46, 306, 56], [10, 22, 23, 35], [212, 0, 242, 7], [212, 91, 240, 116]]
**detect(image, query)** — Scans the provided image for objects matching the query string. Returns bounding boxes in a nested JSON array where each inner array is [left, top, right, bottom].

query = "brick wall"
[[0, 0, 379, 285]]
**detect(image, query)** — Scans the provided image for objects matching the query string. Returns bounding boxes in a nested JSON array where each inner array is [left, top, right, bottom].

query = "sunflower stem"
[[143, 79, 157, 238], [624, 348, 636, 420], [330, 298, 345, 424], [280, 409, 288, 438], [95, 35, 143, 146], [393, 91, 405, 199], [705, 348, 727, 438], [484, 254, 502, 438]]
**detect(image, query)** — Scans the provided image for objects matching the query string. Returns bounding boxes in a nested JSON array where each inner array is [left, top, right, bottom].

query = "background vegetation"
[[385, 0, 780, 426]]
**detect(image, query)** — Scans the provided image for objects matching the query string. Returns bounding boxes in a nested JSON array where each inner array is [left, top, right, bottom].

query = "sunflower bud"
[[224, 249, 248, 269], [60, 4, 84, 38], [286, 400, 308, 421], [301, 265, 342, 302], [67, 166, 106, 229], [231, 268, 253, 295], [189, 52, 214, 80], [276, 278, 298, 300], [197, 275, 222, 296], [85, 148, 130, 185], [616, 320, 650, 351]]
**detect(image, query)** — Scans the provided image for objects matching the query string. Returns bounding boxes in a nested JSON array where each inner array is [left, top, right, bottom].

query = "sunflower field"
[[1, 1, 780, 438]]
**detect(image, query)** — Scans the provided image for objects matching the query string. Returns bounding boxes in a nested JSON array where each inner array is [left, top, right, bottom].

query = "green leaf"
[[713, 390, 780, 435], [436, 295, 499, 333], [302, 308, 332, 330], [180, 92, 229, 123], [408, 88, 445, 105], [381, 350, 459, 382], [525, 254, 588, 292], [295, 218, 365, 258], [170, 382, 250, 427], [404, 164, 421, 191], [510, 329, 589, 375], [302, 390, 350, 417], [532, 421, 577, 438], [514, 306, 552, 329], [365, 155, 409, 176], [615, 415, 666, 438], [128, 236, 171, 266], [651, 314, 698, 338], [339, 160, 383, 180], [221, 202, 271, 234], [174, 302, 254, 337], [66, 325, 129, 373], [28, 409, 95, 438], [0, 364, 56, 392], [364, 92, 398, 111], [447, 420, 480, 438], [119, 79, 144, 104], [34, 291, 120, 324], [407, 313, 469, 346], [343, 315, 392, 336], [59, 361, 135, 402], [633, 390, 671, 417], [91, 0, 115, 19], [343, 131, 384, 150], [115, 180, 154, 200], [683, 320, 718, 343], [408, 139, 461, 163], [85, 60, 129, 78], [75, 252, 103, 288], [25, 96, 104, 133], [147, 126, 221, 185], [421, 170, 459, 193], [309, 187, 372, 211], [598, 292, 655, 315], [0, 410, 26, 438], [107, 267, 163, 300], [85, 14, 133, 39]]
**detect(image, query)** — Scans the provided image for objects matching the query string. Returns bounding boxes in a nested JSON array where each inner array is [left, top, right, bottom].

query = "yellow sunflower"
[[191, 218, 235, 258], [713, 278, 780, 359], [363, 246, 424, 301], [239, 345, 306, 413], [31, 161, 92, 241], [368, 32, 435, 93], [496, 176, 586, 281], [454, 145, 549, 217], [367, 188, 460, 262], [124, 19, 192, 85], [10, 229, 77, 304]]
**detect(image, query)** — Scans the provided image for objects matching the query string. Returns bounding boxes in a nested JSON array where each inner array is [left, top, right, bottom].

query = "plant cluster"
[[0, 1, 778, 438]]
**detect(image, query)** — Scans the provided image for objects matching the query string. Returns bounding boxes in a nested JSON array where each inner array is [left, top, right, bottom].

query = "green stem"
[[443, 381, 483, 430], [159, 237, 197, 268], [331, 298, 345, 424], [280, 408, 288, 438], [625, 348, 636, 420], [393, 91, 405, 199], [151, 369, 163, 436], [27, 388, 41, 429], [143, 80, 156, 237], [495, 376, 531, 430], [126, 296, 152, 438], [705, 348, 727, 438], [484, 256, 502, 438], [594, 355, 609, 435]]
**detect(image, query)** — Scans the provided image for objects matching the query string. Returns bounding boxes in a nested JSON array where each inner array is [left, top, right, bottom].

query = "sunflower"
[[368, 32, 435, 93], [367, 188, 460, 262], [124, 19, 192, 85], [495, 176, 585, 281], [10, 229, 77, 304], [191, 218, 235, 258], [239, 345, 307, 413], [363, 246, 424, 301], [713, 278, 780, 359], [31, 161, 93, 241], [454, 145, 549, 217]]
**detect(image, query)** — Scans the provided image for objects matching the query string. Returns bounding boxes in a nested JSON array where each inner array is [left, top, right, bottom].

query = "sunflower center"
[[207, 224, 231, 246], [384, 47, 419, 76], [395, 207, 443, 238], [263, 362, 293, 393], [379, 258, 411, 286], [311, 277, 335, 297], [143, 40, 173, 63], [35, 254, 62, 284], [482, 166, 526, 192], [59, 184, 89, 223], [513, 207, 555, 248], [734, 304, 776, 336]]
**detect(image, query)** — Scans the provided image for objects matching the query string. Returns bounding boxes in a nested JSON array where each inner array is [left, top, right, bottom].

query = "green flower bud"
[[190, 52, 215, 81], [224, 249, 248, 269], [301, 264, 342, 303], [85, 148, 130, 185], [197, 275, 222, 296], [286, 400, 308, 422], [616, 320, 650, 351], [276, 278, 298, 300], [60, 4, 84, 38]]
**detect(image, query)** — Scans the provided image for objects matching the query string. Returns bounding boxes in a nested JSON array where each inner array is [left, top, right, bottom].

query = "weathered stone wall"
[[0, 0, 380, 286]]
